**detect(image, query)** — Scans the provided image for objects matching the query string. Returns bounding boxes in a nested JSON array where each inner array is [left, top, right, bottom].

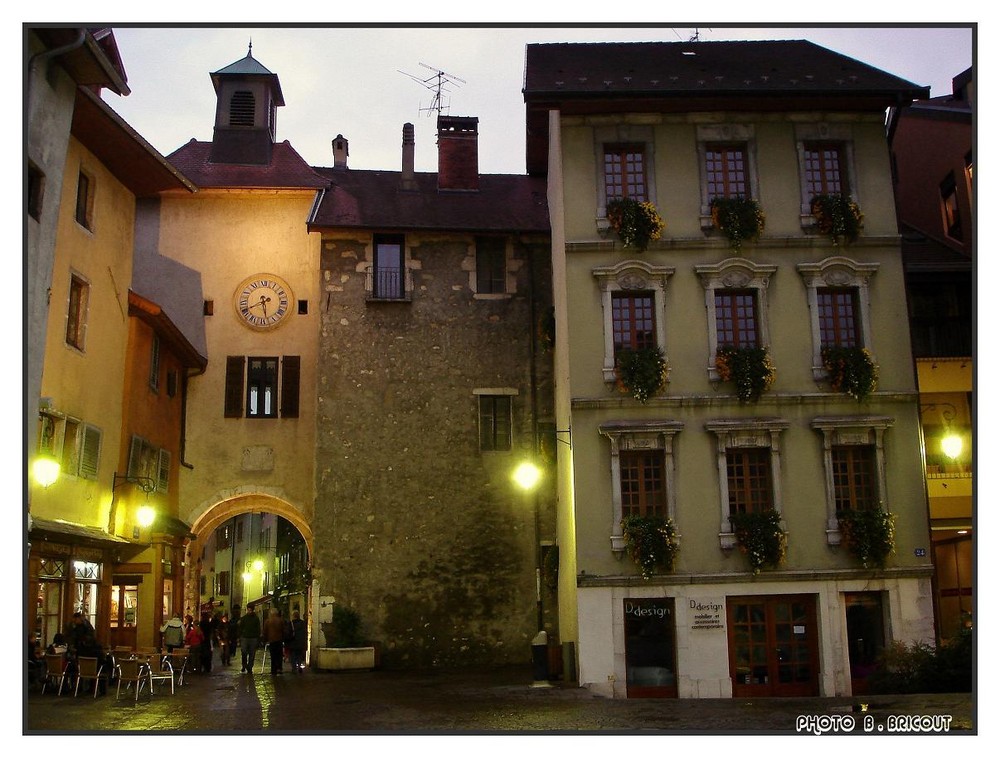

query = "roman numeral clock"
[[234, 274, 292, 330]]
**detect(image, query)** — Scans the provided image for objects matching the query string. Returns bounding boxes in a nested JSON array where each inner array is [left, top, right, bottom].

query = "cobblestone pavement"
[[24, 657, 975, 736]]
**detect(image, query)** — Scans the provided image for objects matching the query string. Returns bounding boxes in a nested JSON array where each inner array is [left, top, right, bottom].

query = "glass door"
[[110, 584, 138, 650], [623, 598, 677, 698]]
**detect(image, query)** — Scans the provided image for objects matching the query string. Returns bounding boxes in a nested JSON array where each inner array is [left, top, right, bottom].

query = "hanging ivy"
[[622, 514, 680, 579], [615, 346, 667, 403], [730, 510, 786, 575]]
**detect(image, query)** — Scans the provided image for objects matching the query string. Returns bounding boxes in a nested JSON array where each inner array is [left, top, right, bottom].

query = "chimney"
[[437, 115, 479, 191], [400, 123, 417, 191], [332, 134, 349, 169]]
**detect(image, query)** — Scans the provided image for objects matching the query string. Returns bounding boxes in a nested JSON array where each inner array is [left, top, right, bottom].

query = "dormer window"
[[229, 91, 255, 127]]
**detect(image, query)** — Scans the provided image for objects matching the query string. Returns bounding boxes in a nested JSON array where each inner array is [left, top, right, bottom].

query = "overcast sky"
[[98, 24, 974, 176]]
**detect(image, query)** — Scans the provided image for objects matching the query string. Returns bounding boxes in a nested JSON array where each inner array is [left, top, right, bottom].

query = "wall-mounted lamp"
[[32, 455, 61, 488], [137, 505, 156, 527], [512, 461, 542, 492]]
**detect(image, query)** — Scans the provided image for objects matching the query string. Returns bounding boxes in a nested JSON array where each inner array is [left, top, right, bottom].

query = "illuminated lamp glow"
[[32, 456, 61, 488], [512, 461, 542, 491], [941, 434, 963, 460]]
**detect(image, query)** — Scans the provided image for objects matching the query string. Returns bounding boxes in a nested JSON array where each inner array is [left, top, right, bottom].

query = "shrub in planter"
[[730, 510, 786, 574], [867, 628, 972, 694], [810, 193, 864, 245], [822, 346, 878, 401], [710, 196, 765, 252], [715, 345, 775, 403], [615, 346, 667, 403], [328, 604, 364, 647], [622, 514, 680, 579], [606, 197, 665, 251], [837, 506, 895, 568]]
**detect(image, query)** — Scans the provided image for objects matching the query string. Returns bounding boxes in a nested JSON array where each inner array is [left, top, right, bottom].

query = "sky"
[[96, 24, 975, 177]]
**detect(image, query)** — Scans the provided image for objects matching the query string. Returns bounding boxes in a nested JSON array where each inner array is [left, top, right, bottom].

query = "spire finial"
[[248, 38, 253, 57]]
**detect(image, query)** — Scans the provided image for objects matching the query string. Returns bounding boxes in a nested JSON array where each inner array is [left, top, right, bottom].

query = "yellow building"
[[524, 40, 935, 697], [145, 47, 324, 620]]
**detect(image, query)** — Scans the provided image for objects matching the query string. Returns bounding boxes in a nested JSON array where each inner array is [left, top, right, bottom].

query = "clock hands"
[[248, 294, 272, 317]]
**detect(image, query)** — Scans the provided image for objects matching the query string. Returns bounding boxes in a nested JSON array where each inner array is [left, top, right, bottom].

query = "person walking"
[[160, 613, 185, 653], [289, 610, 307, 672], [237, 605, 261, 674], [185, 617, 204, 673], [225, 607, 240, 667], [263, 608, 285, 675], [199, 612, 215, 673]]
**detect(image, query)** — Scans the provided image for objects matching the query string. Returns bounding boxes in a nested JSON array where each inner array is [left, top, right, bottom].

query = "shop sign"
[[689, 598, 724, 631]]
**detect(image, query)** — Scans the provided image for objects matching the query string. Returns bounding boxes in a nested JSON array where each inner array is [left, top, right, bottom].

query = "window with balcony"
[[372, 234, 407, 300]]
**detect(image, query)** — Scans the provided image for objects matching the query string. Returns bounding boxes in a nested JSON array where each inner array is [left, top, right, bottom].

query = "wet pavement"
[[24, 656, 975, 736]]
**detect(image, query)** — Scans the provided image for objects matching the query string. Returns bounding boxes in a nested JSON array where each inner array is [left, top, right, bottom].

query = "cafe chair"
[[169, 649, 189, 686], [115, 657, 150, 702], [41, 653, 69, 696], [147, 654, 174, 695], [73, 656, 105, 698]]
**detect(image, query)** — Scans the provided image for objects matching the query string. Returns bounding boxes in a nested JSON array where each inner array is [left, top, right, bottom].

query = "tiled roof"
[[308, 169, 549, 233], [523, 40, 928, 98], [166, 139, 328, 189]]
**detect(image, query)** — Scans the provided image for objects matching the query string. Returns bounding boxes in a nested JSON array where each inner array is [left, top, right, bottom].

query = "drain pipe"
[[27, 28, 87, 93]]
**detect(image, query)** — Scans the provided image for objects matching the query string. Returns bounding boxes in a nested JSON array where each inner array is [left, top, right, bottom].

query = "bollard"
[[530, 630, 551, 688]]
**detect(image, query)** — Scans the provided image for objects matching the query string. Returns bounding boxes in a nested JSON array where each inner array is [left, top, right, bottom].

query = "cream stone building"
[[524, 40, 936, 698]]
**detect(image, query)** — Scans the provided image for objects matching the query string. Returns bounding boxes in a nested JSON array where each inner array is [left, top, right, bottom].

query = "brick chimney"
[[332, 134, 349, 168], [400, 123, 417, 191], [437, 115, 479, 191]]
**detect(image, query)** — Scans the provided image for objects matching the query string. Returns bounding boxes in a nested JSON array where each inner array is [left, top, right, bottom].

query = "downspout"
[[26, 28, 87, 97]]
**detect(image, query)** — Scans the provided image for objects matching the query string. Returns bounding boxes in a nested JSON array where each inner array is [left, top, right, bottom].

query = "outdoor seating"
[[147, 654, 174, 695], [115, 657, 149, 702], [41, 653, 69, 695], [73, 656, 104, 698]]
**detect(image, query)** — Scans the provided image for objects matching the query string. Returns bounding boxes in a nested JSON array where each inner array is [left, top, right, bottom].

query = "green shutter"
[[280, 356, 301, 418], [224, 356, 246, 417]]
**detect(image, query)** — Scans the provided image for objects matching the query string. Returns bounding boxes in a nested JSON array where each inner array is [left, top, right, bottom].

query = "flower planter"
[[316, 646, 376, 671], [709, 196, 765, 252]]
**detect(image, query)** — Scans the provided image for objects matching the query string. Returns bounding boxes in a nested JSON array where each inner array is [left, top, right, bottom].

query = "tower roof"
[[210, 44, 285, 105]]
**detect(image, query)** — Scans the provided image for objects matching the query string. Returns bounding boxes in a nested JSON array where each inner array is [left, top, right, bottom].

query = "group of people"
[[29, 612, 113, 694], [160, 605, 307, 675]]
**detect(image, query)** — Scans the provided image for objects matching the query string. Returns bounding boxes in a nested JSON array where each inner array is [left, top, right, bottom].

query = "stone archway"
[[184, 491, 313, 621]]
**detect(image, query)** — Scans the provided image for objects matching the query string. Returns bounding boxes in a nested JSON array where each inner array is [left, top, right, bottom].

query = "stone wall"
[[315, 232, 555, 667]]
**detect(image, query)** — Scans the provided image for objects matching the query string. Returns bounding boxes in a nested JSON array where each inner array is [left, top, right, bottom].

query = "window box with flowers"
[[622, 514, 680, 579], [822, 346, 878, 401], [709, 196, 765, 252], [837, 506, 895, 569], [606, 197, 665, 251], [729, 510, 786, 575], [715, 345, 775, 403], [615, 346, 667, 403], [810, 193, 864, 245]]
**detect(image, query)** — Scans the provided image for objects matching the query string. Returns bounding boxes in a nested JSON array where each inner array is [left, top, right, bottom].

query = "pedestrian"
[[263, 608, 285, 675], [289, 610, 307, 672], [237, 605, 261, 674], [225, 606, 240, 667], [185, 616, 204, 672], [218, 613, 231, 666], [160, 613, 185, 653], [199, 612, 214, 672]]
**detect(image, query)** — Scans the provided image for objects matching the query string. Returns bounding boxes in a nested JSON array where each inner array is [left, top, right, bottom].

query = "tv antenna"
[[689, 28, 711, 42], [398, 62, 466, 117]]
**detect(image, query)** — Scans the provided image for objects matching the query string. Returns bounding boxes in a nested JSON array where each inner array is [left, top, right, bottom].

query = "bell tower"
[[208, 42, 285, 165]]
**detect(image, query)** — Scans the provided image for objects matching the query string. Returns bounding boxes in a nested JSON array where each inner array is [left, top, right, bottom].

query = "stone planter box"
[[316, 646, 376, 671]]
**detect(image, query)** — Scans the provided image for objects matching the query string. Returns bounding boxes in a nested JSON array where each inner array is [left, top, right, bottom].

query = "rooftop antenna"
[[688, 28, 711, 42], [398, 62, 466, 117]]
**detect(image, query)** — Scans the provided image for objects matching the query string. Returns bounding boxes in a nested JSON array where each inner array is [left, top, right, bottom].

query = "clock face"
[[234, 274, 292, 330]]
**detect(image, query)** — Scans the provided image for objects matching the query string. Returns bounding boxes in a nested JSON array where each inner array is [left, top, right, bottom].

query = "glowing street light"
[[512, 461, 542, 491], [32, 455, 61, 488], [941, 433, 963, 460], [137, 505, 156, 527]]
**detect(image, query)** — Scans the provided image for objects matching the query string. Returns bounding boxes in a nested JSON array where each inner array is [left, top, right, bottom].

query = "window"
[[726, 448, 772, 514], [593, 260, 674, 382], [803, 142, 845, 196], [65, 273, 89, 350], [127, 435, 167, 490], [714, 290, 759, 349], [600, 420, 683, 554], [941, 173, 962, 241], [229, 91, 255, 127], [603, 144, 648, 201], [371, 234, 407, 300], [236, 521, 245, 543], [476, 237, 507, 295], [620, 450, 666, 518], [223, 355, 300, 419], [216, 525, 232, 551], [798, 257, 878, 379], [706, 418, 788, 549], [794, 124, 857, 225], [478, 394, 513, 451], [39, 414, 100, 480], [696, 259, 776, 380], [28, 162, 44, 221], [217, 571, 231, 597], [812, 416, 893, 544], [831, 445, 878, 511], [166, 371, 178, 398], [156, 449, 170, 492], [247, 358, 278, 418], [612, 292, 656, 356], [75, 170, 93, 230], [149, 335, 161, 392], [817, 288, 860, 348], [705, 144, 749, 199]]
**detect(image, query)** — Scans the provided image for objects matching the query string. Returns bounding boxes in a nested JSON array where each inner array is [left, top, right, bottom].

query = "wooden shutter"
[[224, 356, 246, 417], [157, 449, 171, 493], [127, 435, 143, 478], [79, 424, 101, 479], [280, 356, 301, 418]]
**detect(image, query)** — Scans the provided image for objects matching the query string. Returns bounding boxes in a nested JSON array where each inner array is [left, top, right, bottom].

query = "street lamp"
[[32, 455, 61, 488], [137, 504, 156, 528], [513, 460, 551, 687]]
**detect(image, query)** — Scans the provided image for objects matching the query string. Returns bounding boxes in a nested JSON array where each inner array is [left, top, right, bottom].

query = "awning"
[[152, 514, 195, 539], [28, 516, 133, 549]]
